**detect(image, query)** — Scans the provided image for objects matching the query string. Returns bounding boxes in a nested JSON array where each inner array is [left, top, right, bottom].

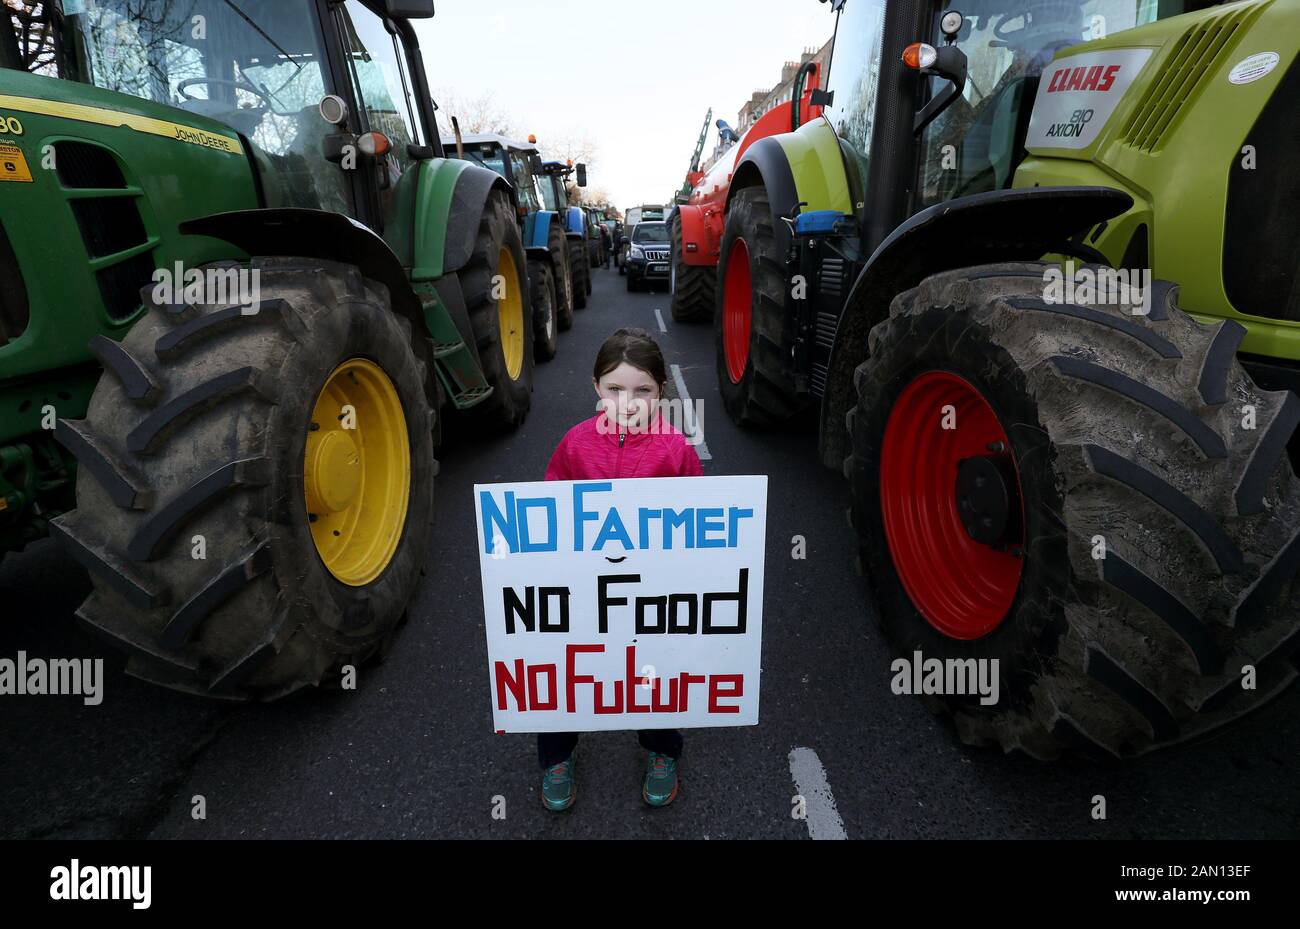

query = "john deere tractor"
[[0, 0, 535, 699], [716, 0, 1300, 757], [444, 132, 575, 362]]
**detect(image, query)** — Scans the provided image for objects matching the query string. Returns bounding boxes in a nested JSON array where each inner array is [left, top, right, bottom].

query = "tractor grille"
[[1118, 3, 1264, 153], [644, 249, 669, 262], [54, 141, 128, 190], [820, 257, 847, 299], [0, 220, 29, 347], [55, 142, 155, 322], [1224, 57, 1300, 322]]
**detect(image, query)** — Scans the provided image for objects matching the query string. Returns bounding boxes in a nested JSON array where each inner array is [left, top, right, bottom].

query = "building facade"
[[700, 38, 832, 174]]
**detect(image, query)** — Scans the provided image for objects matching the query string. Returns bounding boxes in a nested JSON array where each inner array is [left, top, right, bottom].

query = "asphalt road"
[[3, 266, 1299, 840]]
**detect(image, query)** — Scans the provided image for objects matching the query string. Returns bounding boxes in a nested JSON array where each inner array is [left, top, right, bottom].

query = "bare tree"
[[432, 86, 519, 139]]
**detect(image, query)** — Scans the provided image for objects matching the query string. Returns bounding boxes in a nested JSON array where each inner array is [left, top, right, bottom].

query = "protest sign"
[[473, 476, 767, 733]]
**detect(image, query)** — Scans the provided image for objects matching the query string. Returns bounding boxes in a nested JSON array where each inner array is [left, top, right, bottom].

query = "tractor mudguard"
[[528, 212, 558, 251], [729, 137, 801, 257], [423, 160, 512, 277], [525, 246, 553, 266], [180, 209, 423, 322], [817, 185, 1134, 470], [728, 119, 855, 259], [675, 203, 712, 268], [565, 207, 586, 237]]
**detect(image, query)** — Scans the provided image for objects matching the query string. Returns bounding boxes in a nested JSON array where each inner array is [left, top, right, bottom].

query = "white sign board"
[[1025, 48, 1153, 150], [473, 476, 767, 733]]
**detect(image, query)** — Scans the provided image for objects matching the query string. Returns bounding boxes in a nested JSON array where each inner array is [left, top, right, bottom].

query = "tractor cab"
[[443, 133, 548, 219], [819, 0, 1225, 241], [2, 0, 441, 233]]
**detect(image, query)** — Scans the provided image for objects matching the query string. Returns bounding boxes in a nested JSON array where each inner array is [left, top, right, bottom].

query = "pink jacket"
[[545, 412, 704, 481]]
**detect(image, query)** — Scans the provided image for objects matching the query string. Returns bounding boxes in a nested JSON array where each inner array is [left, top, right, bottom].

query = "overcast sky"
[[414, 0, 835, 210]]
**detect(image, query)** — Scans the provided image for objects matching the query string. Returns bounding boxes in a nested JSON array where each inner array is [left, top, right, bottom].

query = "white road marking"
[[654, 309, 667, 333], [670, 363, 712, 461], [788, 747, 847, 840]]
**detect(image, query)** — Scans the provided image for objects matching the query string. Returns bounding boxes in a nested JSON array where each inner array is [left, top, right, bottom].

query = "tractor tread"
[[1049, 355, 1228, 459], [161, 540, 273, 650], [1083, 443, 1244, 574], [154, 299, 298, 360], [88, 334, 160, 405], [128, 457, 271, 563], [55, 418, 151, 511], [1199, 320, 1248, 405], [127, 367, 276, 455]]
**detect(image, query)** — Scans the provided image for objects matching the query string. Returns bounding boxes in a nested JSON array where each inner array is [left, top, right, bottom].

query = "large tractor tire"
[[548, 222, 574, 332], [529, 258, 558, 363], [714, 187, 814, 428], [463, 194, 534, 430], [569, 236, 590, 309], [670, 213, 716, 323], [50, 258, 436, 700], [845, 261, 1300, 759]]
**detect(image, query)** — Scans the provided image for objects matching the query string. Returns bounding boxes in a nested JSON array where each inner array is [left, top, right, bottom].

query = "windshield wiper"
[[221, 0, 304, 91]]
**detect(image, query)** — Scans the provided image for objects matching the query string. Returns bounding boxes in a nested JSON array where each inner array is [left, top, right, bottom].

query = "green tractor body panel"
[[1013, 0, 1300, 361], [0, 68, 260, 446], [389, 155, 473, 282], [0, 58, 500, 551], [771, 118, 855, 217]]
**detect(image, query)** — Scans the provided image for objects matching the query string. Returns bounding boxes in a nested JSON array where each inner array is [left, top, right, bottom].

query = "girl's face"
[[594, 362, 661, 432]]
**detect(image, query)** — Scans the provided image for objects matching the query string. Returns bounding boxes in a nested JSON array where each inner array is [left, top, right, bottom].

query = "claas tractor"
[[669, 65, 824, 324], [443, 131, 574, 361], [716, 0, 1300, 758], [0, 0, 536, 700]]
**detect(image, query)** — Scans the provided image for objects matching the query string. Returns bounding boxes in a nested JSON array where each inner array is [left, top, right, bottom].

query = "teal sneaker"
[[642, 752, 680, 807], [541, 753, 576, 812]]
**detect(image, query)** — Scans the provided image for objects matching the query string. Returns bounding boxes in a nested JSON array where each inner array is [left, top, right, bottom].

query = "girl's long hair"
[[593, 327, 668, 388]]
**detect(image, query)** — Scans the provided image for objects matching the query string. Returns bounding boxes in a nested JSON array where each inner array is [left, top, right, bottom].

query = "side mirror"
[[529, 153, 544, 174], [383, 0, 435, 18], [620, 236, 630, 247], [575, 163, 588, 188]]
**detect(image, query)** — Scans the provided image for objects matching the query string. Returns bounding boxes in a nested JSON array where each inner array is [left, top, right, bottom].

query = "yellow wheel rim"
[[497, 247, 525, 379], [305, 358, 410, 587]]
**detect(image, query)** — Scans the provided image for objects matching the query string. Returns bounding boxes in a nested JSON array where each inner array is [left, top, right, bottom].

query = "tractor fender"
[[728, 136, 800, 258], [565, 206, 586, 237], [727, 119, 854, 261], [817, 185, 1135, 470], [527, 212, 559, 251], [180, 208, 425, 325], [525, 246, 555, 268], [674, 203, 714, 268], [432, 160, 512, 276]]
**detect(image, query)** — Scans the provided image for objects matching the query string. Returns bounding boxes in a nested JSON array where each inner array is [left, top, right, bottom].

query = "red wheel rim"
[[722, 238, 752, 384], [880, 370, 1025, 639]]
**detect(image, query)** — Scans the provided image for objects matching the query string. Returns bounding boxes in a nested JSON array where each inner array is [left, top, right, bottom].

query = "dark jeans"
[[538, 730, 683, 769]]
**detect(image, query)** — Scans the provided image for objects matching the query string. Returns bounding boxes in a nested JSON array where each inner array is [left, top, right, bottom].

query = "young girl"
[[539, 327, 704, 811]]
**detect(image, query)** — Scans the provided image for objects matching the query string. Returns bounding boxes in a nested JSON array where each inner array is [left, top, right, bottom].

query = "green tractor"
[[0, 0, 534, 699], [717, 0, 1300, 757]]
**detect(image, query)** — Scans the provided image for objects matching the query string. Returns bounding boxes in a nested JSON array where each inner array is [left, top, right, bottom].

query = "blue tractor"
[[540, 161, 592, 309]]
